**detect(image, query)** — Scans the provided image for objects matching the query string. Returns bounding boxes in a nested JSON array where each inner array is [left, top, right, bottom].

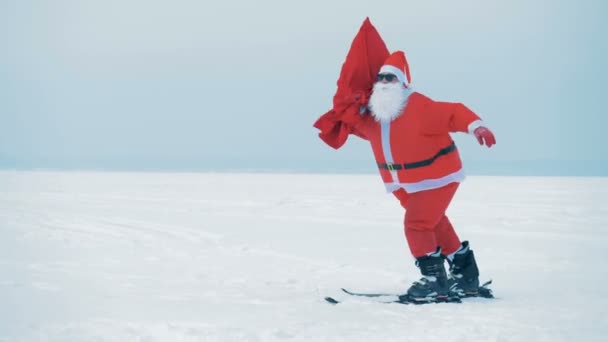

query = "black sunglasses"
[[377, 73, 397, 82]]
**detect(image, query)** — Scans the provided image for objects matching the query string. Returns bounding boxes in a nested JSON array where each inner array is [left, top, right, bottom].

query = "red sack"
[[313, 18, 389, 149]]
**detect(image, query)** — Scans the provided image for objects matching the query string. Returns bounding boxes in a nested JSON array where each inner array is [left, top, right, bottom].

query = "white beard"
[[368, 82, 411, 122]]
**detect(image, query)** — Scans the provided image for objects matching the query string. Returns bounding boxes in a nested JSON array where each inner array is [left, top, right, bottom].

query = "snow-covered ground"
[[1, 171, 607, 342]]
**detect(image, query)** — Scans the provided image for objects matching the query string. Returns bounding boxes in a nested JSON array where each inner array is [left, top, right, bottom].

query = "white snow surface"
[[1, 171, 607, 342]]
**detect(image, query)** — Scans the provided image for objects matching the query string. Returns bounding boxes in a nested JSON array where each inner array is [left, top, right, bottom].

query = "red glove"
[[473, 126, 496, 147]]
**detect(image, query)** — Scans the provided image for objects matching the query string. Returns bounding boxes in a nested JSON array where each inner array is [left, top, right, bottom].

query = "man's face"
[[376, 73, 399, 84]]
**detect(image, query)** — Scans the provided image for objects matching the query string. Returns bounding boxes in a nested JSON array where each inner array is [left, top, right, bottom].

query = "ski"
[[325, 280, 494, 305], [340, 287, 396, 298], [341, 280, 493, 299], [341, 287, 394, 297], [324, 293, 461, 305], [324, 294, 407, 305]]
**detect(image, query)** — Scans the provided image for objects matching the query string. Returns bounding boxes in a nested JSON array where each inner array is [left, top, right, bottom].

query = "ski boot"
[[447, 241, 480, 297], [405, 248, 449, 303]]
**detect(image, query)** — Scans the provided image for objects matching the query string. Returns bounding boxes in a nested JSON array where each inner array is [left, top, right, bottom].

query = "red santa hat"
[[378, 51, 411, 87]]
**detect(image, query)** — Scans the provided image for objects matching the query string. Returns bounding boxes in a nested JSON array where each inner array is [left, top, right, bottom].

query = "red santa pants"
[[392, 182, 461, 258]]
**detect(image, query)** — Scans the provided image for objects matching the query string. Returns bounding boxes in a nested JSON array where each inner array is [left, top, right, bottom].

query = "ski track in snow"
[[0, 171, 607, 341]]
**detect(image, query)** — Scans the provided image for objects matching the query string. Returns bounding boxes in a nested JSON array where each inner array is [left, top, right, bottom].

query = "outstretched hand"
[[473, 126, 496, 147]]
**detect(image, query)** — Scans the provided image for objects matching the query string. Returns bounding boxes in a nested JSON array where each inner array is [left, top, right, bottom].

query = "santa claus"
[[314, 19, 496, 302], [349, 50, 496, 302]]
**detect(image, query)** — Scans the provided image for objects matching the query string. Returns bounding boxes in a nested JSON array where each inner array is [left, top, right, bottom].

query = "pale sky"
[[1, 0, 607, 175]]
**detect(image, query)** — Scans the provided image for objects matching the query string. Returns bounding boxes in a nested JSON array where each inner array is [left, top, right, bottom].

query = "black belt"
[[377, 142, 456, 171]]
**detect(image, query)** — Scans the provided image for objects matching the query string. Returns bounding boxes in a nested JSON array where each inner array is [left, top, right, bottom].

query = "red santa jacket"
[[356, 92, 481, 193]]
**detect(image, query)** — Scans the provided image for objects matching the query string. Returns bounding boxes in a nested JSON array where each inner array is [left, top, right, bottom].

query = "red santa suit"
[[354, 52, 485, 258], [314, 28, 495, 259], [356, 91, 481, 193]]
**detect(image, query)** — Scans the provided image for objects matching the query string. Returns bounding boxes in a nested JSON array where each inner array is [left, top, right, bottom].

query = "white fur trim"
[[467, 120, 484, 135], [383, 168, 465, 193], [379, 65, 408, 85]]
